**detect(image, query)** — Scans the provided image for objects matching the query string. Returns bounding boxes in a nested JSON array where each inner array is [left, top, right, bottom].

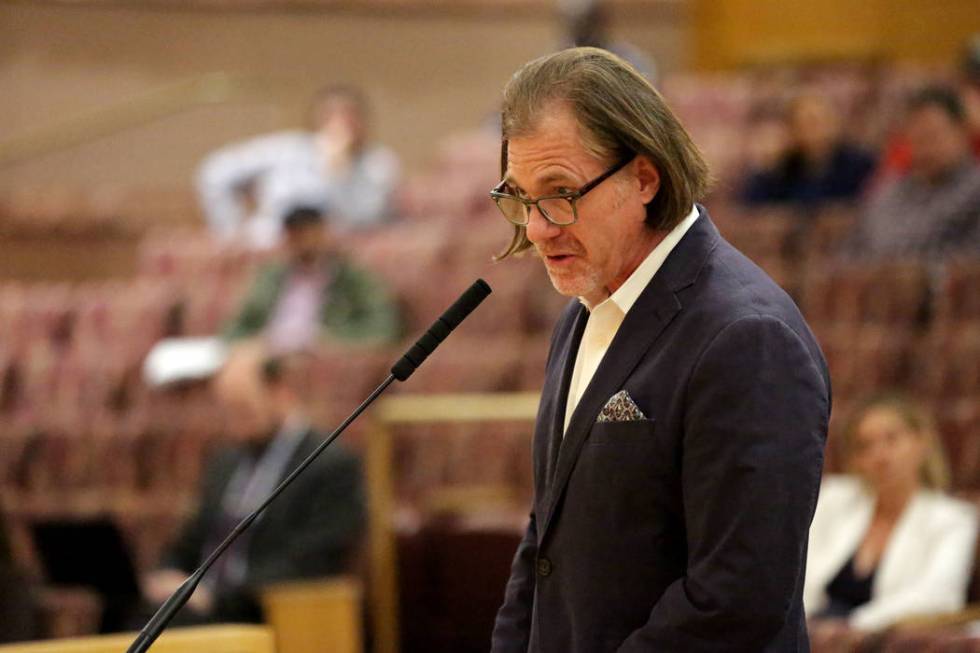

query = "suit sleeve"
[[491, 511, 538, 653], [159, 452, 237, 573], [221, 267, 278, 342], [247, 448, 366, 586], [196, 133, 297, 242], [619, 315, 830, 652], [324, 263, 402, 345]]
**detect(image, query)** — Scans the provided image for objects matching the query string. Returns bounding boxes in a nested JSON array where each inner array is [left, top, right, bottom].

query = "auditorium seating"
[[1, 62, 978, 650], [2, 204, 978, 650]]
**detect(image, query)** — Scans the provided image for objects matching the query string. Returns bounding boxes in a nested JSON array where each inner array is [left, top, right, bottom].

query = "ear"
[[634, 156, 660, 205]]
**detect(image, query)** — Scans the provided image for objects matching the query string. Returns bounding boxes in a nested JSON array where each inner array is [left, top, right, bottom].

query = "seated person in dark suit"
[[222, 206, 401, 355], [742, 93, 875, 208], [805, 394, 978, 632], [140, 353, 365, 624]]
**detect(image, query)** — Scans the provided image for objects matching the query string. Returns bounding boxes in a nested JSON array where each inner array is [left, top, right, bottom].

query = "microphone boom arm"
[[127, 279, 491, 652]]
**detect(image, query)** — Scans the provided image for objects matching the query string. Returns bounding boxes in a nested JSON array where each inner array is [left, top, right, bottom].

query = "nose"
[[867, 441, 892, 469], [524, 204, 561, 244]]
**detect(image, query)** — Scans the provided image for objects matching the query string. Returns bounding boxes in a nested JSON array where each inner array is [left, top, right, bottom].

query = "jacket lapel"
[[539, 207, 720, 541], [547, 306, 588, 486], [534, 304, 588, 503], [540, 276, 680, 539]]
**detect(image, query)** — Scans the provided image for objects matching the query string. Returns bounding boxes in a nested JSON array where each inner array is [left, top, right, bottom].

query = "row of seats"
[[4, 210, 975, 384], [1, 212, 978, 446]]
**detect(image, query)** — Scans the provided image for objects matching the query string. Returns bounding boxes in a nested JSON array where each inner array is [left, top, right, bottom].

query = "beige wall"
[[0, 2, 688, 192], [4, 0, 977, 195]]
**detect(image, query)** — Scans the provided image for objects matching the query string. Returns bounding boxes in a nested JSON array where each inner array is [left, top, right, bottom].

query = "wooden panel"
[[0, 624, 276, 653], [260, 578, 362, 653], [0, 233, 138, 281], [694, 0, 980, 69], [366, 419, 399, 653], [376, 391, 540, 423], [882, 0, 980, 64], [365, 392, 539, 653]]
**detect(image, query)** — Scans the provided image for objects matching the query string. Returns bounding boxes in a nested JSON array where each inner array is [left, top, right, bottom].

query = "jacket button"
[[536, 557, 552, 577]]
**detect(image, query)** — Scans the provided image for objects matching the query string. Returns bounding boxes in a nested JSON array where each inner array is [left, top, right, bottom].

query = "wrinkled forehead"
[[502, 102, 602, 174], [503, 110, 594, 183]]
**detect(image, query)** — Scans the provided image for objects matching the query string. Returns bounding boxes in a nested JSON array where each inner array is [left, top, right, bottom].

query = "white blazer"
[[804, 475, 978, 631]]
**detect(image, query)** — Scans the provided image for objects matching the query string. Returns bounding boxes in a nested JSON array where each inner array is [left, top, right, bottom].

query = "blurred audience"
[[140, 353, 366, 624], [741, 93, 875, 207], [222, 206, 401, 354], [558, 0, 657, 82], [850, 86, 980, 261], [197, 85, 400, 249], [805, 394, 978, 632], [877, 36, 980, 180]]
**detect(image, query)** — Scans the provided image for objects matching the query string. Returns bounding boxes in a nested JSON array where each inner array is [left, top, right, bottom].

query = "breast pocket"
[[573, 418, 670, 533], [586, 418, 656, 446]]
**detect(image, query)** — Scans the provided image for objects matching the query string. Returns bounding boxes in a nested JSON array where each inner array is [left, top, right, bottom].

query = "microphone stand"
[[127, 279, 491, 653]]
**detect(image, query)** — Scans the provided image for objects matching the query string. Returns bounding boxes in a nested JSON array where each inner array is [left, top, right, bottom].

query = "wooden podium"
[[260, 577, 362, 653], [0, 624, 275, 653]]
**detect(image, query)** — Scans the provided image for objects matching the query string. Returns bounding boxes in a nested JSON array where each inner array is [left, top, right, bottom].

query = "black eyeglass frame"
[[489, 155, 635, 226]]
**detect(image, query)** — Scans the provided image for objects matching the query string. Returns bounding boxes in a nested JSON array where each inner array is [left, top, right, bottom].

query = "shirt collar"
[[581, 205, 700, 314]]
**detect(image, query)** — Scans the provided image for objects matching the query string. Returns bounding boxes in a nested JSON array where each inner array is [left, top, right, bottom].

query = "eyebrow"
[[503, 170, 578, 193]]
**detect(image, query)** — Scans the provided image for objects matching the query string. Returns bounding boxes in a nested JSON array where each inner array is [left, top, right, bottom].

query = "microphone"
[[127, 279, 491, 653], [390, 278, 492, 381]]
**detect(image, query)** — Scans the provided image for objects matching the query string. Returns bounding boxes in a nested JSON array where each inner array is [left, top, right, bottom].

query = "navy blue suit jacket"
[[492, 208, 830, 652]]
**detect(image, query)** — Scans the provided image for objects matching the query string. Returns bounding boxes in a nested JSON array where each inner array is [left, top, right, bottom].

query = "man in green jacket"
[[223, 206, 400, 350]]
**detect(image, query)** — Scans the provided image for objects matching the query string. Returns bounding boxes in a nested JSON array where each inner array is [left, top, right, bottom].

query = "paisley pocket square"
[[597, 390, 647, 422]]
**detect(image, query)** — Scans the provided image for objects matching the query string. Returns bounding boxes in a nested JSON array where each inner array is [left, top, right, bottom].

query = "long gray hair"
[[497, 47, 711, 258]]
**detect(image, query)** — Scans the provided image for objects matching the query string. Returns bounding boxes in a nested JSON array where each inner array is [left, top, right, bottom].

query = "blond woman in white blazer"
[[805, 395, 978, 632]]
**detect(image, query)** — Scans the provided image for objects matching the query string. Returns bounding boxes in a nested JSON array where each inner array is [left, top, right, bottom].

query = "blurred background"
[[0, 1, 979, 652]]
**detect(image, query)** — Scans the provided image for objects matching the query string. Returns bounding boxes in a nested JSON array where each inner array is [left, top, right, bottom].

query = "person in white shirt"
[[197, 85, 400, 249], [805, 394, 978, 632]]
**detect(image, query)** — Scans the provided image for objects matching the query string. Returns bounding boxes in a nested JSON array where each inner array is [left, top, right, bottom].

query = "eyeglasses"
[[489, 155, 635, 226]]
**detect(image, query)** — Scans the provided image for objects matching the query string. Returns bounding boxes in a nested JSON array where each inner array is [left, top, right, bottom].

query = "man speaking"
[[489, 48, 830, 652]]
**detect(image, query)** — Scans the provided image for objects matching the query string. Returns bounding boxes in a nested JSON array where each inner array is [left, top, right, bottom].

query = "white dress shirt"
[[564, 205, 700, 433]]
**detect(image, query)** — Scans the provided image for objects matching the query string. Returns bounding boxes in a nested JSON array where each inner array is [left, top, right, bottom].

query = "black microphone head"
[[442, 279, 492, 330], [390, 279, 492, 382]]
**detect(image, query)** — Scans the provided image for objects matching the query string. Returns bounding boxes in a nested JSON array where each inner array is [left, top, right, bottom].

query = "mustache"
[[535, 241, 585, 258]]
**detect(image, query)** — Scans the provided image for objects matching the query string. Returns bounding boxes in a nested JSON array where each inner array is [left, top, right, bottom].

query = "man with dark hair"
[[853, 85, 980, 261], [490, 48, 830, 652], [141, 351, 365, 624], [223, 206, 400, 353], [877, 39, 980, 178], [558, 0, 657, 82], [197, 85, 400, 248]]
